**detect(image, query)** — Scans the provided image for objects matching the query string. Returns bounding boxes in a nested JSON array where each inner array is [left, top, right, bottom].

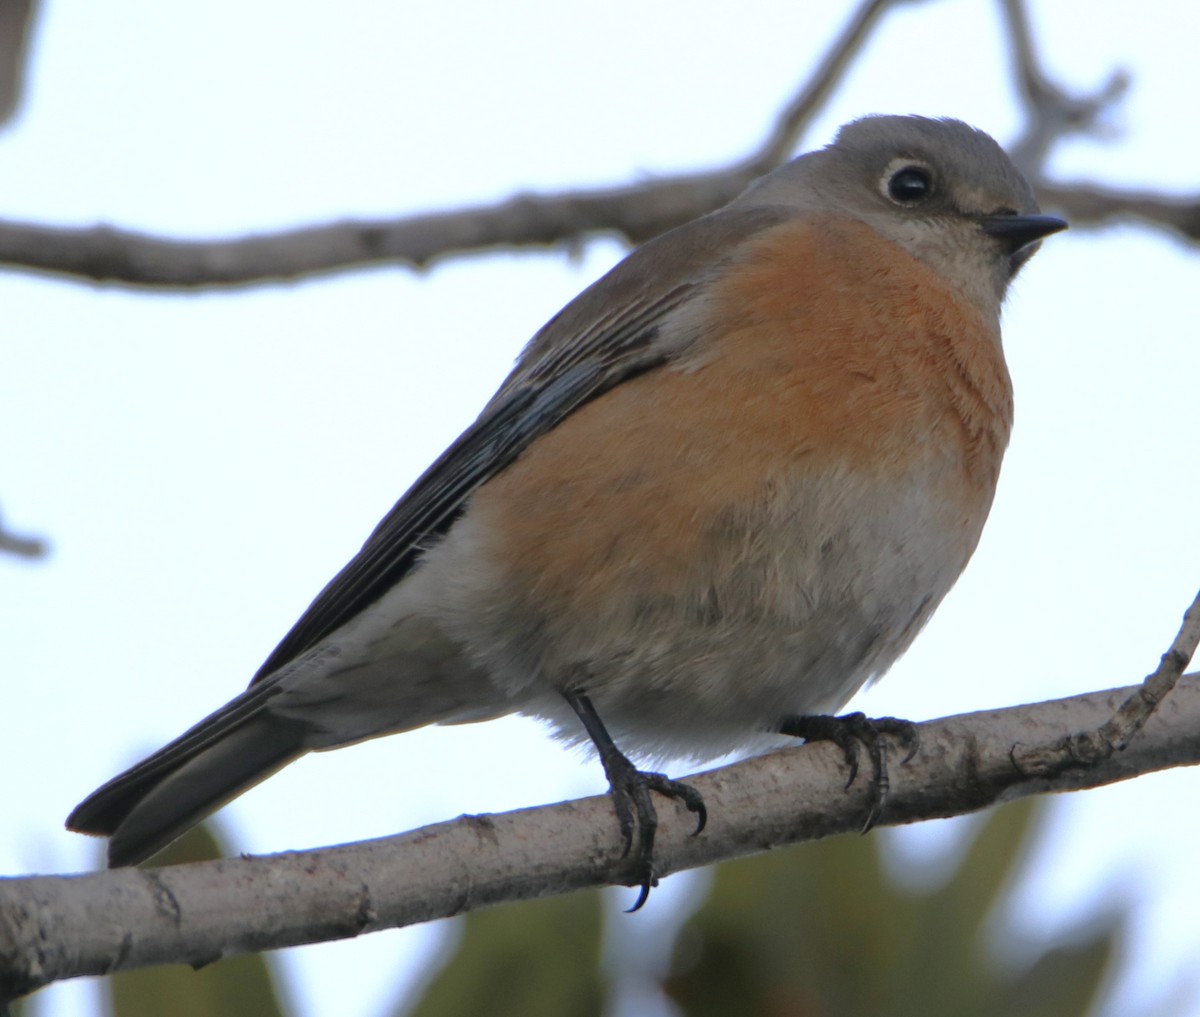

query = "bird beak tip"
[[979, 213, 1068, 250]]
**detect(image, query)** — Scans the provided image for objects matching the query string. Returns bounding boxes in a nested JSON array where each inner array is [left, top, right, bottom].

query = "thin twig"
[[0, 510, 46, 559], [0, 0, 35, 128], [998, 0, 1128, 175], [744, 0, 908, 173], [994, 0, 1197, 238], [1101, 589, 1200, 749], [1013, 589, 1200, 776]]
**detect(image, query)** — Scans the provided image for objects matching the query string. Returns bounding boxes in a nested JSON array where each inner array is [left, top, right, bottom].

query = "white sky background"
[[3, 1, 1199, 1015]]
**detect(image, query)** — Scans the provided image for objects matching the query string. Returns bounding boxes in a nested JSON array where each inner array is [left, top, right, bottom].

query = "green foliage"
[[662, 798, 1121, 1017], [105, 823, 289, 1017], [395, 890, 607, 1017]]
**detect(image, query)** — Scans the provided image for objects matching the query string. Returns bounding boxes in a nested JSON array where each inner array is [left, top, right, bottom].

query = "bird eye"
[[884, 164, 933, 205]]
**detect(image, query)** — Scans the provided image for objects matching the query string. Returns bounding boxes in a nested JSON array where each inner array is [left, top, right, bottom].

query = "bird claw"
[[601, 750, 706, 911], [778, 712, 919, 832]]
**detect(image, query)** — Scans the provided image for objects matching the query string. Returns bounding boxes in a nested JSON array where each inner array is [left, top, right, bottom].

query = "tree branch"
[[1034, 180, 1200, 244], [741, 0, 910, 175], [1013, 588, 1200, 776], [0, 0, 36, 129], [0, 509, 46, 560], [992, 0, 1200, 243], [5, 674, 1200, 1001], [998, 0, 1128, 175], [0, 0, 904, 289], [0, 0, 1188, 294]]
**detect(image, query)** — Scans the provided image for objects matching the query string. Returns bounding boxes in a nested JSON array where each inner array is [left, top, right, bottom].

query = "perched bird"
[[69, 116, 1065, 904]]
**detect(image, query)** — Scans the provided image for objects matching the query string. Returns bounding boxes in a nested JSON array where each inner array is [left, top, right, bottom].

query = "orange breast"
[[468, 214, 1012, 619]]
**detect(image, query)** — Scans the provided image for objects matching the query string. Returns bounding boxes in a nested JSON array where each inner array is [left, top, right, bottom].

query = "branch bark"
[[5, 674, 1200, 1001]]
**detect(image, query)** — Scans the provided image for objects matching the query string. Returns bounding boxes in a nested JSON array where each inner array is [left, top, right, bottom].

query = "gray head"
[[736, 115, 1065, 322]]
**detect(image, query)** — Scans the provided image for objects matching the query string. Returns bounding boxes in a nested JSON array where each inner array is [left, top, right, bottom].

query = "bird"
[[68, 115, 1065, 905]]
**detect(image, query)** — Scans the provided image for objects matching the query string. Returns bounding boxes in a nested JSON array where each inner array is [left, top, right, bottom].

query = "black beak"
[[978, 213, 1068, 252]]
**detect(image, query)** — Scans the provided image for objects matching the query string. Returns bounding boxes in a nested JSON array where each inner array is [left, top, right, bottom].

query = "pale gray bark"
[[5, 674, 1200, 1001]]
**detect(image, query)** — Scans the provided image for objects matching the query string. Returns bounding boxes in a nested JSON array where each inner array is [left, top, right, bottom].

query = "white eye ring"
[[880, 158, 934, 205]]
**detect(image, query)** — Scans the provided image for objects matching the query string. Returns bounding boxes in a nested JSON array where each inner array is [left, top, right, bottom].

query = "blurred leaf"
[[663, 798, 1126, 1017], [396, 890, 607, 1017], [7, 991, 36, 1017], [107, 822, 290, 1017], [990, 936, 1118, 1017]]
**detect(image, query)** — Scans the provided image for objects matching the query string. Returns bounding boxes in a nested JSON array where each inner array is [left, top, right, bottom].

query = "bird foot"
[[779, 712, 918, 832], [599, 749, 707, 911]]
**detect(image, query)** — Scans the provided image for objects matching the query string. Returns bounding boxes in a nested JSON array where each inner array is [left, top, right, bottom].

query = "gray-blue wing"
[[251, 204, 792, 681]]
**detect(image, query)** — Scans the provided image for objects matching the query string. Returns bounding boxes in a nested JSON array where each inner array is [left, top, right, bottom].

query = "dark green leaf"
[[396, 890, 607, 1017]]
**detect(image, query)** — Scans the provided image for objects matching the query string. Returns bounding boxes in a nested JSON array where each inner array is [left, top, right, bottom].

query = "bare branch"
[[1034, 180, 1200, 244], [1014, 589, 1200, 776], [0, 0, 36, 128], [0, 0, 1188, 293], [992, 0, 1200, 248], [0, 182, 753, 288], [998, 0, 1128, 175], [743, 0, 912, 174], [993, 0, 1200, 246], [0, 0, 904, 289], [0, 509, 46, 560], [1104, 588, 1200, 748], [5, 675, 1200, 1001]]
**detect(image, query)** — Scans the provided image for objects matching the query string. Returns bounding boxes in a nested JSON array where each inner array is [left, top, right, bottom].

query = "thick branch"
[[0, 181, 753, 288], [5, 676, 1200, 1000]]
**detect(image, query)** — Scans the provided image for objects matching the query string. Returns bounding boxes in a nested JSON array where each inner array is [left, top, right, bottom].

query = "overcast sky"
[[4, 2, 1200, 1015]]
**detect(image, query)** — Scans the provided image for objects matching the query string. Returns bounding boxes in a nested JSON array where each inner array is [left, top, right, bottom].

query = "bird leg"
[[563, 688, 707, 911]]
